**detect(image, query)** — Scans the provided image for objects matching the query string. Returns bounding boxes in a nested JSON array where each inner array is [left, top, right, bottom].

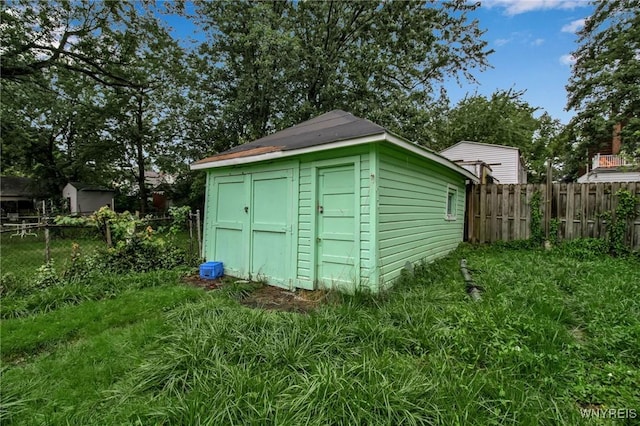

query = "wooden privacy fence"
[[467, 182, 640, 249]]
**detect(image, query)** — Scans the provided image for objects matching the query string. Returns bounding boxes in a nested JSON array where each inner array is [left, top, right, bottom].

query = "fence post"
[[44, 227, 51, 263], [188, 210, 194, 259], [196, 209, 202, 261], [105, 220, 112, 248], [545, 160, 552, 239]]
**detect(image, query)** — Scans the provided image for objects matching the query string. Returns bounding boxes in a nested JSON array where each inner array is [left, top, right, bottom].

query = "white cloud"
[[483, 0, 589, 16], [532, 38, 545, 46], [561, 18, 586, 33], [495, 38, 511, 46], [559, 54, 576, 65]]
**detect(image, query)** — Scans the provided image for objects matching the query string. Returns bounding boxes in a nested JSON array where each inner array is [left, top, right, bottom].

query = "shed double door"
[[211, 170, 292, 286]]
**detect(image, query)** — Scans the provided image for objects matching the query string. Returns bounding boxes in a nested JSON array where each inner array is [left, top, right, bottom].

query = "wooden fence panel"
[[468, 182, 640, 249]]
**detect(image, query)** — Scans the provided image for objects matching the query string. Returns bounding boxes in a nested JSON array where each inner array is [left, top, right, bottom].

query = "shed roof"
[[441, 140, 521, 153], [67, 182, 114, 192], [194, 110, 384, 164], [191, 110, 478, 183]]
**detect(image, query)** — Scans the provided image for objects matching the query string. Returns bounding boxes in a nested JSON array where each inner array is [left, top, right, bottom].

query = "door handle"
[[318, 205, 324, 214], [244, 206, 249, 213], [316, 237, 322, 242]]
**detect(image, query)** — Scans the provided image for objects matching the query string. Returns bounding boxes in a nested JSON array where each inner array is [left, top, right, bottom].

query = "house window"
[[445, 186, 457, 220]]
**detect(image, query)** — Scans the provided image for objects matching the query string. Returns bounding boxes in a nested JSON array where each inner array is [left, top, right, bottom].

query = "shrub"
[[34, 262, 63, 289], [0, 273, 29, 297], [559, 238, 609, 260]]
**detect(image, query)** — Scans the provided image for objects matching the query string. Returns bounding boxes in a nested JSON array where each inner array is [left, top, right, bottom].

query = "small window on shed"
[[445, 186, 457, 220]]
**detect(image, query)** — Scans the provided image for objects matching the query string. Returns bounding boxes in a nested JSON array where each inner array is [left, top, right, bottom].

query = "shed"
[[192, 110, 478, 292], [440, 140, 528, 184], [63, 182, 115, 215]]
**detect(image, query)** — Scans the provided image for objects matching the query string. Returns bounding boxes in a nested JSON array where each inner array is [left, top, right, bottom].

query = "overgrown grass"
[[1, 245, 638, 424]]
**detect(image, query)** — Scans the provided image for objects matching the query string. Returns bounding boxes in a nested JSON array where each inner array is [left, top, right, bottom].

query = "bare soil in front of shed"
[[181, 274, 328, 313], [181, 274, 226, 290], [240, 285, 328, 313]]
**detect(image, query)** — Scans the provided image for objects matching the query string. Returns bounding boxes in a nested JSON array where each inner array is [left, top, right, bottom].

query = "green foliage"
[[167, 206, 191, 235], [558, 238, 609, 260], [0, 273, 25, 297], [529, 190, 544, 245], [0, 269, 192, 320], [548, 218, 560, 246], [600, 188, 639, 256], [102, 232, 186, 274], [193, 0, 492, 148], [566, 0, 640, 161], [33, 261, 62, 290], [1, 1, 187, 211]]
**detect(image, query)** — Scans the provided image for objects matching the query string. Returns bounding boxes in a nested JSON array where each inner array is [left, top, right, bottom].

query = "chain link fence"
[[0, 210, 202, 283]]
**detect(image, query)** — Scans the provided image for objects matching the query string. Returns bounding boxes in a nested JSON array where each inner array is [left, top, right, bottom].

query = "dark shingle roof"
[[0, 176, 42, 198], [194, 110, 385, 164]]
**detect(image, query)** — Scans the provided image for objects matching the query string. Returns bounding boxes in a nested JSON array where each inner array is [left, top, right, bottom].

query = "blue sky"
[[446, 0, 595, 124], [163, 0, 595, 125]]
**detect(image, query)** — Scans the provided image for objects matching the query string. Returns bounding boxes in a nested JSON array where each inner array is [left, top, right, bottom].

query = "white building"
[[440, 141, 527, 184], [62, 182, 115, 215]]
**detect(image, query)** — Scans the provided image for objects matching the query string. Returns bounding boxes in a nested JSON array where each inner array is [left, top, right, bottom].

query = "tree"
[[0, 1, 147, 87], [1, 1, 188, 213], [192, 0, 492, 149], [566, 0, 640, 160]]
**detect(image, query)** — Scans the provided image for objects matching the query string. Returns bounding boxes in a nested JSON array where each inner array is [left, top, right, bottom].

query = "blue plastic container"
[[199, 261, 224, 280]]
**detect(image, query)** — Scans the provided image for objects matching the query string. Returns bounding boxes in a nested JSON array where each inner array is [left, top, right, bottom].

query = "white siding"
[[440, 141, 524, 184], [578, 171, 640, 183], [62, 184, 78, 214]]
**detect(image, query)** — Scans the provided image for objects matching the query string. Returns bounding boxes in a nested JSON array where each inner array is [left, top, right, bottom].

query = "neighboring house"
[[577, 154, 640, 183], [63, 182, 115, 215], [0, 176, 45, 218], [577, 122, 639, 183], [191, 110, 478, 292], [144, 170, 176, 188], [440, 141, 528, 184]]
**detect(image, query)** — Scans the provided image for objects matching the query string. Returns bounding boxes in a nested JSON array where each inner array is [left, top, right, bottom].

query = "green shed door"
[[316, 165, 356, 288], [213, 175, 248, 277], [250, 171, 292, 286]]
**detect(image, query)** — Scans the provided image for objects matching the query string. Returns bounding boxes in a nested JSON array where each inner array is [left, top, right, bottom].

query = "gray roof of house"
[[229, 110, 384, 153], [0, 176, 42, 198], [194, 110, 385, 164], [191, 110, 479, 182]]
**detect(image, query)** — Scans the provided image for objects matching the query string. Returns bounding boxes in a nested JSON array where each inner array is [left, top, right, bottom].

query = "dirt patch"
[[240, 285, 328, 313], [181, 274, 226, 290], [182, 275, 328, 313]]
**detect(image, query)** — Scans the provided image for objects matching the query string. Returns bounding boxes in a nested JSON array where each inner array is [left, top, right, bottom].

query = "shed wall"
[[76, 192, 113, 214], [377, 144, 466, 287]]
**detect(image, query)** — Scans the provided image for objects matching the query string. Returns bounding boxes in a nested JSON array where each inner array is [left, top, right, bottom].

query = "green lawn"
[[1, 245, 638, 424], [0, 230, 104, 279]]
